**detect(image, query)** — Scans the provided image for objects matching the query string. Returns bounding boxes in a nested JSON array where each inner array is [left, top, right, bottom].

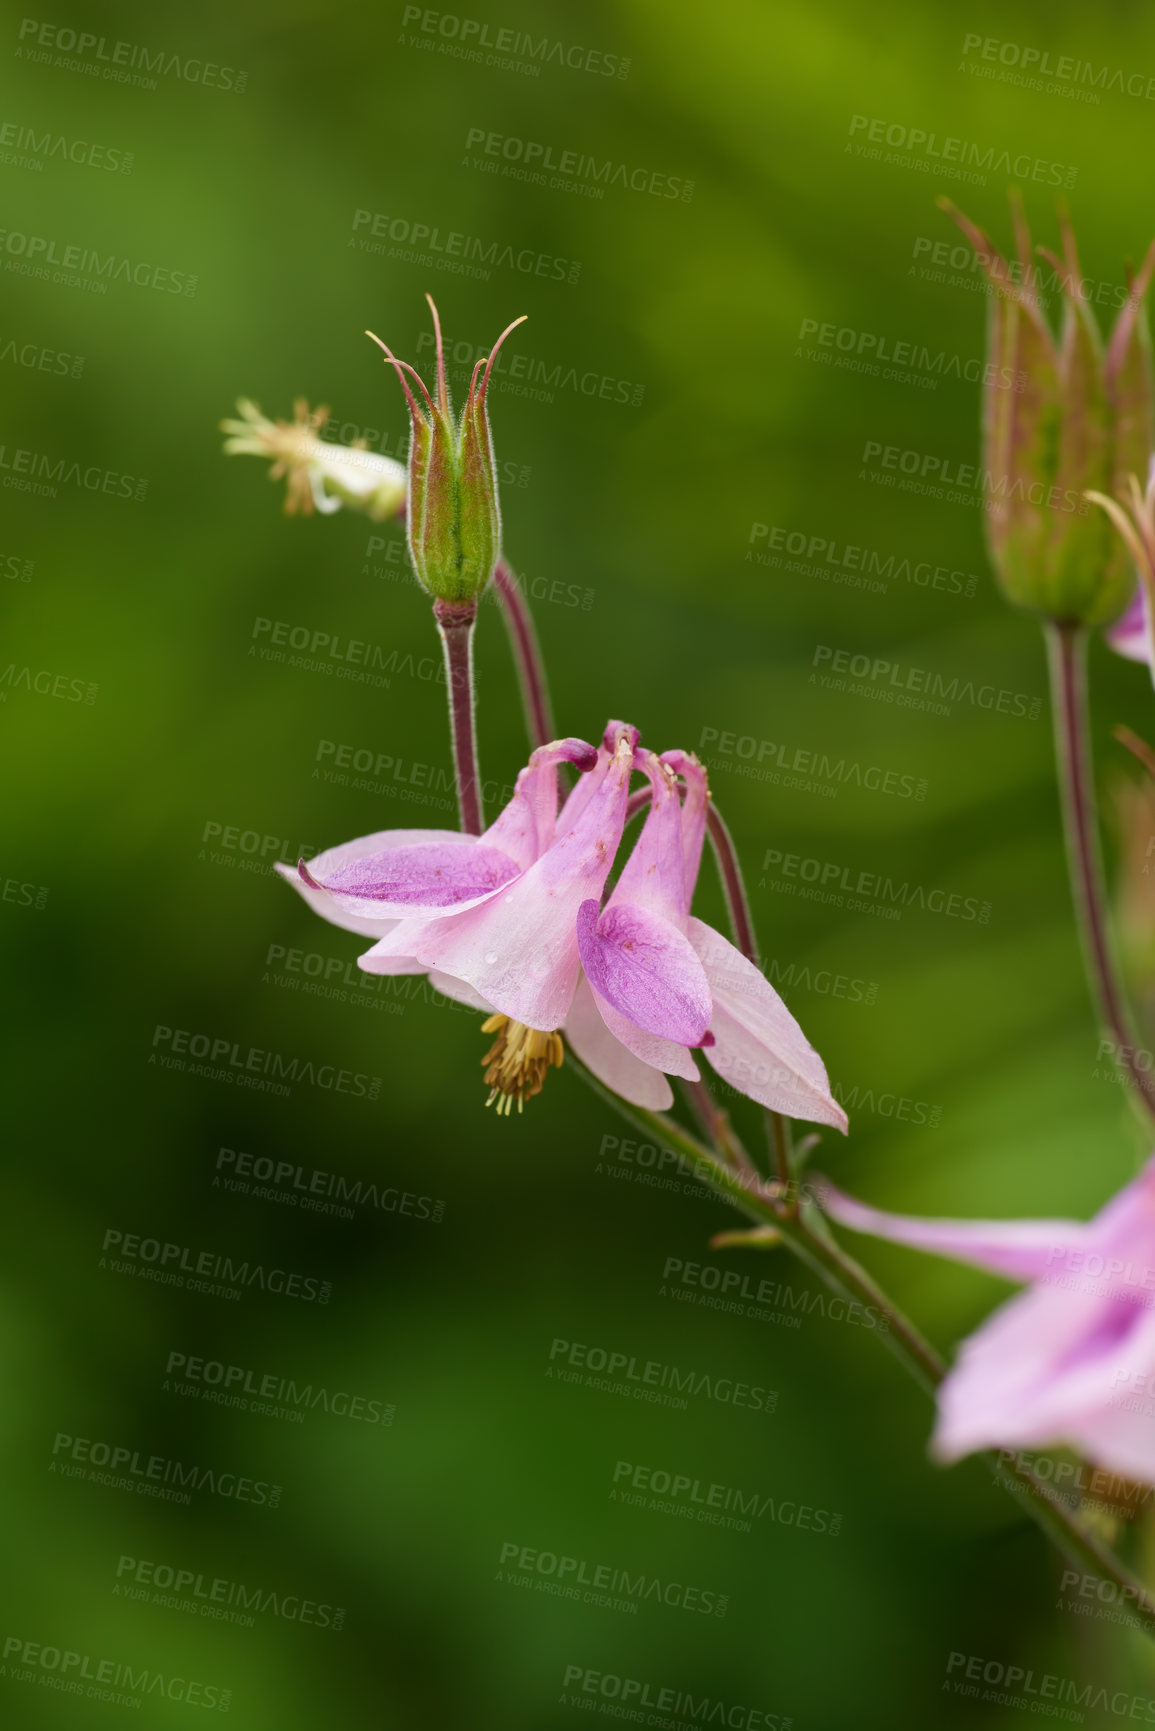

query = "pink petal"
[[374, 729, 636, 1028], [481, 736, 598, 871], [564, 974, 674, 1109], [576, 899, 712, 1045], [817, 1182, 1082, 1283], [659, 750, 709, 909], [591, 990, 701, 1083], [1106, 586, 1152, 667], [687, 917, 846, 1130], [275, 828, 465, 938], [932, 1280, 1155, 1479], [609, 750, 689, 922], [313, 840, 520, 919]]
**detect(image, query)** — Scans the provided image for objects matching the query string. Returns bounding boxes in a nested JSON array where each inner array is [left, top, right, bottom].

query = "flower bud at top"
[[367, 297, 526, 603], [220, 398, 406, 520], [943, 195, 1155, 625]]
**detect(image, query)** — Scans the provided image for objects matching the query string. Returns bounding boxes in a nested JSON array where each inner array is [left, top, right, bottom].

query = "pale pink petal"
[[594, 992, 700, 1081], [687, 917, 846, 1130], [817, 1181, 1083, 1283], [428, 970, 494, 1012], [933, 1282, 1155, 1479], [564, 974, 674, 1109], [481, 736, 598, 871], [377, 729, 636, 1028], [311, 840, 520, 919], [1106, 586, 1152, 667], [576, 898, 711, 1045], [275, 829, 466, 937]]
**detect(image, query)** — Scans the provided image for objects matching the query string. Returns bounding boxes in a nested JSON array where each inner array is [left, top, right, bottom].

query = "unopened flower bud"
[[368, 296, 526, 603], [943, 196, 1155, 625], [221, 398, 406, 520]]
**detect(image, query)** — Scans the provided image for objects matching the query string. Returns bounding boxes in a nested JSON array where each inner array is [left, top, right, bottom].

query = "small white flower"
[[221, 398, 406, 521]]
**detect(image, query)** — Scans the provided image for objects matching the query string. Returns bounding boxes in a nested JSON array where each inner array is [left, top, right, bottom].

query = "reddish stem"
[[434, 600, 483, 835], [492, 559, 554, 749]]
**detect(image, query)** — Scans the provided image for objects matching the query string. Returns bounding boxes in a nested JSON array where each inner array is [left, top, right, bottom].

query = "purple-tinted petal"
[[275, 828, 465, 937], [1106, 586, 1152, 667], [378, 729, 636, 1028], [817, 1181, 1083, 1284], [315, 840, 520, 919], [564, 974, 674, 1109], [576, 898, 711, 1046], [687, 917, 846, 1130], [481, 736, 598, 871]]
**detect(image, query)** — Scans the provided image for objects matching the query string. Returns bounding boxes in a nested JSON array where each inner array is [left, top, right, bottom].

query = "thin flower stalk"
[[492, 558, 555, 749], [569, 1051, 1155, 1633], [434, 598, 484, 835], [1046, 622, 1155, 1125]]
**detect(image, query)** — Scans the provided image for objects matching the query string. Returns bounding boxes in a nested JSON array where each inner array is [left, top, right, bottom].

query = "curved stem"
[[705, 801, 795, 1190], [1046, 622, 1155, 1124], [434, 601, 483, 835], [569, 1057, 1155, 1634], [492, 559, 554, 749]]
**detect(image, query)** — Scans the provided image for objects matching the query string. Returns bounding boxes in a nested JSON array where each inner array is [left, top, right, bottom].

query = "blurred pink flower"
[[818, 1162, 1155, 1482]]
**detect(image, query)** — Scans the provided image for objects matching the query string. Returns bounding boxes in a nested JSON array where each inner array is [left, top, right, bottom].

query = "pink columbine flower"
[[280, 722, 844, 1126], [817, 1162, 1155, 1482]]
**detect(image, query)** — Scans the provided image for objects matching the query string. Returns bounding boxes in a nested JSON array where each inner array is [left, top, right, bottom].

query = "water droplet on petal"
[[485, 952, 498, 965]]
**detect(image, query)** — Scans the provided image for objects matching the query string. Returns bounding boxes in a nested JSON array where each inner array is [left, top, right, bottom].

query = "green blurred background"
[[7, 0, 1155, 1723]]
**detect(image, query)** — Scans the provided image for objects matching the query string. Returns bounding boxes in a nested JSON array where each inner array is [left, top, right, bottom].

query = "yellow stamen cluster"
[[222, 397, 339, 515], [480, 1014, 564, 1114]]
